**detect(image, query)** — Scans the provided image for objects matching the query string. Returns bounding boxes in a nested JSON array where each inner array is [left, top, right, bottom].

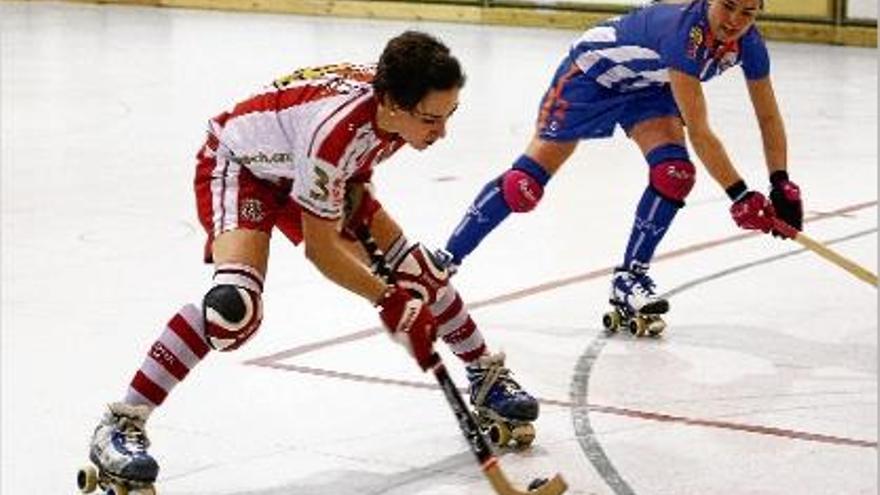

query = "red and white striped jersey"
[[208, 63, 404, 219]]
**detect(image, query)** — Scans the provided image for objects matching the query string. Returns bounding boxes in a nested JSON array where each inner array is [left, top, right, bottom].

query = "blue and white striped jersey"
[[569, 0, 770, 92]]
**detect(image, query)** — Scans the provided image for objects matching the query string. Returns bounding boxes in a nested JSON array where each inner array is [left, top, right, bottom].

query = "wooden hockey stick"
[[356, 227, 568, 495], [773, 219, 878, 288]]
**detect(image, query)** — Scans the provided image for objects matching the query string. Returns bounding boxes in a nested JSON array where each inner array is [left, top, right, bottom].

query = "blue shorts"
[[536, 56, 681, 141]]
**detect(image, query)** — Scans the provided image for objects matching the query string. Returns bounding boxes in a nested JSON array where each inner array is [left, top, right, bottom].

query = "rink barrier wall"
[[49, 0, 878, 46]]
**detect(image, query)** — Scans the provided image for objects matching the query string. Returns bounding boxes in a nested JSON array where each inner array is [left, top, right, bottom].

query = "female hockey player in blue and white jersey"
[[440, 0, 803, 334]]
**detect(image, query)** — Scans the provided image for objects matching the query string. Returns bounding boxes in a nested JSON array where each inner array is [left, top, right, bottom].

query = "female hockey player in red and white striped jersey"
[[84, 31, 538, 490]]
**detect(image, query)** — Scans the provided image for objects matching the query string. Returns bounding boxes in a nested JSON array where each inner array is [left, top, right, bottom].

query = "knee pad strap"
[[213, 263, 264, 293]]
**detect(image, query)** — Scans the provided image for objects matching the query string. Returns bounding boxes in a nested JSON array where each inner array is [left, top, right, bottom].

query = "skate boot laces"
[[632, 273, 657, 297], [467, 352, 540, 422], [115, 415, 151, 454], [99, 403, 154, 458], [611, 268, 662, 311], [469, 353, 524, 405]]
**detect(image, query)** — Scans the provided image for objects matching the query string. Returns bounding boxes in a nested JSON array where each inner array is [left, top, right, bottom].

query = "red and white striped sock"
[[123, 303, 211, 409], [432, 285, 486, 364]]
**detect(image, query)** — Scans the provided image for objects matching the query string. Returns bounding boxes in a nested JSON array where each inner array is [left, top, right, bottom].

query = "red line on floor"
[[246, 200, 877, 364], [253, 362, 877, 449], [244, 200, 878, 448]]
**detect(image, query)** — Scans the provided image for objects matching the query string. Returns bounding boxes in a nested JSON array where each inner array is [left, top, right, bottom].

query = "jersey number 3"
[[309, 166, 330, 202]]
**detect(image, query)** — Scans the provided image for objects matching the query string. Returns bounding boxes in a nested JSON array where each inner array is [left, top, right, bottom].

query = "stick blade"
[[484, 462, 568, 495], [527, 475, 568, 495]]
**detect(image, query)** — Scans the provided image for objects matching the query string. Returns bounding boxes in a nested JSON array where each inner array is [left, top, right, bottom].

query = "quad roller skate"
[[602, 267, 668, 338], [467, 352, 539, 449], [77, 465, 157, 495], [78, 403, 158, 494]]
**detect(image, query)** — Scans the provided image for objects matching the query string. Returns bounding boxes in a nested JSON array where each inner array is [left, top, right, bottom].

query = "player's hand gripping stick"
[[356, 226, 568, 495], [730, 190, 776, 233], [769, 172, 803, 238], [376, 286, 438, 371]]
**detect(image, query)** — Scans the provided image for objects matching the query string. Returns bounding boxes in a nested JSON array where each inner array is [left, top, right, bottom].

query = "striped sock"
[[124, 303, 211, 409], [432, 284, 486, 363]]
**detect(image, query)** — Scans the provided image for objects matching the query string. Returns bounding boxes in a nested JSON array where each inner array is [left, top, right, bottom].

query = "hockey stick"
[[773, 219, 878, 288], [356, 226, 568, 495]]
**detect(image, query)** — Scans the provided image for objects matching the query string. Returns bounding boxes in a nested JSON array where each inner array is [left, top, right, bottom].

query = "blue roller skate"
[[77, 402, 158, 494], [603, 266, 668, 337], [466, 352, 539, 448]]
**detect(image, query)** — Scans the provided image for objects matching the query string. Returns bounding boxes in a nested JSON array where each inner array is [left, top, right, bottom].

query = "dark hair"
[[701, 0, 765, 9], [373, 31, 466, 111]]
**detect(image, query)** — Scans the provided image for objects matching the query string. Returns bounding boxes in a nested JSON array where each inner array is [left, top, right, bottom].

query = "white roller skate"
[[77, 402, 158, 494], [466, 352, 539, 449], [602, 267, 668, 337]]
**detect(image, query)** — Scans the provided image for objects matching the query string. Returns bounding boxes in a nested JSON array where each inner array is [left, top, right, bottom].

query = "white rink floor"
[[2, 2, 877, 494]]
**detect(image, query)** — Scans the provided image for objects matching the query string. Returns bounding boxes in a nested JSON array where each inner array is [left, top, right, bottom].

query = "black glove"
[[769, 171, 802, 238]]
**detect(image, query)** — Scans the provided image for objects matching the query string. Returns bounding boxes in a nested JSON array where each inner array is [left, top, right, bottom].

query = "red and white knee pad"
[[391, 241, 451, 307], [203, 264, 264, 351]]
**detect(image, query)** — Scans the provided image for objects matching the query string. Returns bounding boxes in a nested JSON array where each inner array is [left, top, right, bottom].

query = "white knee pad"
[[203, 264, 264, 351]]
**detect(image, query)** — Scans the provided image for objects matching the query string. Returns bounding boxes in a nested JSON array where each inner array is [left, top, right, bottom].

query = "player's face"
[[398, 87, 460, 151], [708, 0, 761, 42]]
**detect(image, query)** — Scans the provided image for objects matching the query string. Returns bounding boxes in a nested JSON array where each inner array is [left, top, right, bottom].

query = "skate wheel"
[[628, 318, 647, 337], [511, 423, 535, 448], [107, 482, 129, 495], [77, 466, 98, 493], [602, 311, 621, 332], [486, 421, 511, 447], [647, 318, 666, 337]]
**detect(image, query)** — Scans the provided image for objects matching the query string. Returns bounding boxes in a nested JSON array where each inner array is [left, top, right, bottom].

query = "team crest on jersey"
[[240, 198, 266, 223], [330, 176, 346, 203], [687, 26, 704, 59]]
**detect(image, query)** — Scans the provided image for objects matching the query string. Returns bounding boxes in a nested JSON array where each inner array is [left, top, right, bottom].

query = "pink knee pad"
[[650, 160, 696, 203], [501, 169, 544, 212]]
